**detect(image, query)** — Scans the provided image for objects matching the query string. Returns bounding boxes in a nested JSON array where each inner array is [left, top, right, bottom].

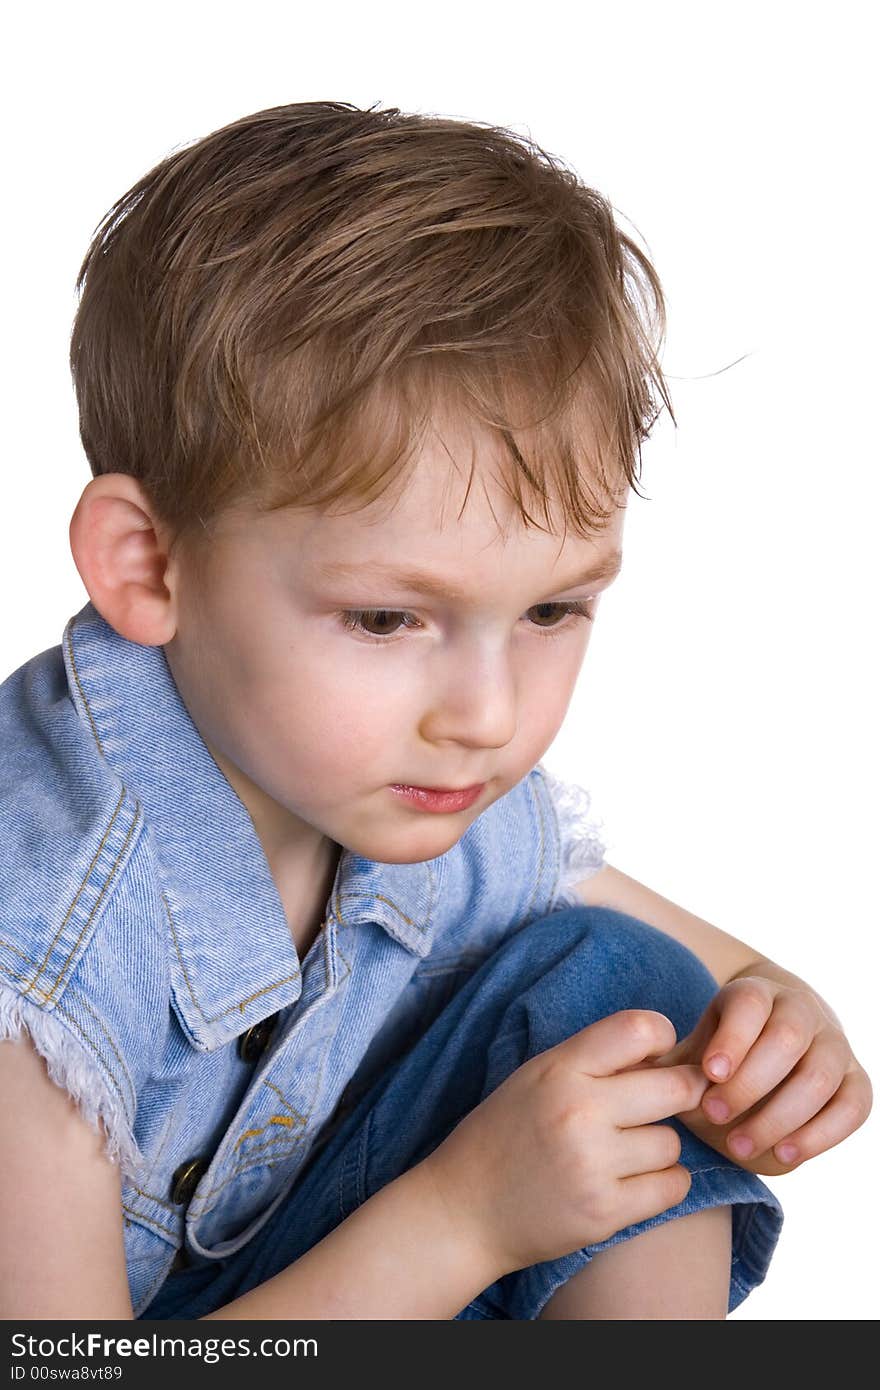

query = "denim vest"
[[0, 601, 576, 1315]]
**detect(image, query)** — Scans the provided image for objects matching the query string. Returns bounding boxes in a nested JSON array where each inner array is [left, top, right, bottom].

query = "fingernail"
[[775, 1143, 798, 1164], [704, 1097, 730, 1123], [706, 1054, 731, 1080], [729, 1134, 754, 1158]]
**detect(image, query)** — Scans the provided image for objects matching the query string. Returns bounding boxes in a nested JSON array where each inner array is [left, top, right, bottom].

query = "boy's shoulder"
[[0, 613, 158, 1176], [0, 602, 281, 1051], [0, 615, 145, 1011]]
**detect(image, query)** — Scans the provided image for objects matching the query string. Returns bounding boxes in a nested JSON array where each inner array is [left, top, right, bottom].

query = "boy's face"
[[162, 420, 625, 872]]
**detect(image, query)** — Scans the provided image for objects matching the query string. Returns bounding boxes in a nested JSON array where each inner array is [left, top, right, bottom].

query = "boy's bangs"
[[247, 346, 640, 540]]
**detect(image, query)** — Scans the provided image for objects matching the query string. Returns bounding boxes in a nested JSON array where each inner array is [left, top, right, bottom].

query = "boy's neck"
[[270, 835, 343, 961], [200, 733, 342, 961]]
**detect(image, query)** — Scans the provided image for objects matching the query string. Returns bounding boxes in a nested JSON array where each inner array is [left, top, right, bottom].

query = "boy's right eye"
[[338, 609, 418, 639]]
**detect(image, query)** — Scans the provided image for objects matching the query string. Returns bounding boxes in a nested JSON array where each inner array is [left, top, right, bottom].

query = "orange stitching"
[[233, 1115, 296, 1149], [65, 619, 105, 755], [262, 1080, 305, 1120], [20, 786, 128, 997], [207, 1136, 302, 1182], [73, 993, 136, 1108], [125, 1182, 178, 1213], [189, 1134, 307, 1202], [228, 1136, 300, 1164], [337, 891, 422, 928], [163, 893, 300, 1024], [121, 1202, 178, 1240], [231, 1080, 309, 1147], [334, 863, 438, 938], [334, 943, 352, 986], [43, 802, 142, 1004], [53, 995, 131, 1120]]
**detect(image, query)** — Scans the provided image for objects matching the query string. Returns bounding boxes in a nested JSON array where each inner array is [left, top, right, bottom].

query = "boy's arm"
[[572, 865, 872, 1175], [573, 864, 766, 987], [204, 1160, 499, 1320], [2, 1030, 499, 1321]]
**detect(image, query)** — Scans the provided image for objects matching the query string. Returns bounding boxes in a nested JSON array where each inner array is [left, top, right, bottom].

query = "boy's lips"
[[389, 782, 486, 812], [395, 783, 484, 793]]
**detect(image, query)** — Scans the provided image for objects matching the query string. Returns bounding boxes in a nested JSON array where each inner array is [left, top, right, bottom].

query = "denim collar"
[[62, 602, 449, 1050]]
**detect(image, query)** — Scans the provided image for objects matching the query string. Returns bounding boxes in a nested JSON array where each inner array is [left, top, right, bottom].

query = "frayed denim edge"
[[0, 978, 146, 1182]]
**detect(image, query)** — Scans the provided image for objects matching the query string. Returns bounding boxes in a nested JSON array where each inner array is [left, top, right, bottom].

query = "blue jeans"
[[140, 907, 783, 1319]]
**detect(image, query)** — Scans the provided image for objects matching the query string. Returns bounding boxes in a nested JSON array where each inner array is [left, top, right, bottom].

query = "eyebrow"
[[315, 549, 623, 602]]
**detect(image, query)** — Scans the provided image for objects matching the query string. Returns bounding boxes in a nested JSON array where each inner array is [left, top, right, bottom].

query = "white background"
[[2, 1, 876, 1319]]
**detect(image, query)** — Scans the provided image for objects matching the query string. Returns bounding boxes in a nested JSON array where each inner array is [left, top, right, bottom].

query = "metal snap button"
[[238, 1012, 279, 1064], [170, 1156, 209, 1205]]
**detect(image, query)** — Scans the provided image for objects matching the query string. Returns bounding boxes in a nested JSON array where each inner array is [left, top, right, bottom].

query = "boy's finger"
[[614, 1122, 682, 1178], [611, 1063, 709, 1126], [698, 978, 775, 1086], [700, 1006, 816, 1125], [565, 1010, 677, 1078], [723, 1053, 843, 1159], [649, 1000, 719, 1071], [616, 1164, 694, 1229], [641, 1038, 690, 1070], [722, 1040, 856, 1160], [764, 1068, 873, 1168]]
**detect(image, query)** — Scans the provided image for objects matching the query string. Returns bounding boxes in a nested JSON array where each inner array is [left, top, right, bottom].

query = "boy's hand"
[[421, 1009, 712, 1278], [649, 972, 872, 1176]]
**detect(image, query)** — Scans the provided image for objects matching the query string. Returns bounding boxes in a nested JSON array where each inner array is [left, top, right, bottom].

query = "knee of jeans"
[[545, 903, 719, 1037]]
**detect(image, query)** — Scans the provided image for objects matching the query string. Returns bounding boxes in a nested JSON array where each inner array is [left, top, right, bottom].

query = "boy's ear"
[[68, 473, 180, 647]]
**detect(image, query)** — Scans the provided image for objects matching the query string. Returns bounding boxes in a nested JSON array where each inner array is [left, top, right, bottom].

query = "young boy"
[[0, 101, 870, 1320]]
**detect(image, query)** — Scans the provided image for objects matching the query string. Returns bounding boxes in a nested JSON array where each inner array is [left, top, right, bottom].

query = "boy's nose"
[[417, 657, 518, 751]]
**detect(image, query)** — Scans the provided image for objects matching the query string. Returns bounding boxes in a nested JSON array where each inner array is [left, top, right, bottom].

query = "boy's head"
[[67, 101, 670, 870]]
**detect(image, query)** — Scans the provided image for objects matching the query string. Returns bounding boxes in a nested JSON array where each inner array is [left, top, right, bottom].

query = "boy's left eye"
[[336, 601, 595, 642], [527, 601, 595, 631]]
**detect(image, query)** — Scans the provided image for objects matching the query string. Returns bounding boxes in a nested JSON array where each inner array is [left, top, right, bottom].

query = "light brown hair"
[[69, 100, 675, 554]]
